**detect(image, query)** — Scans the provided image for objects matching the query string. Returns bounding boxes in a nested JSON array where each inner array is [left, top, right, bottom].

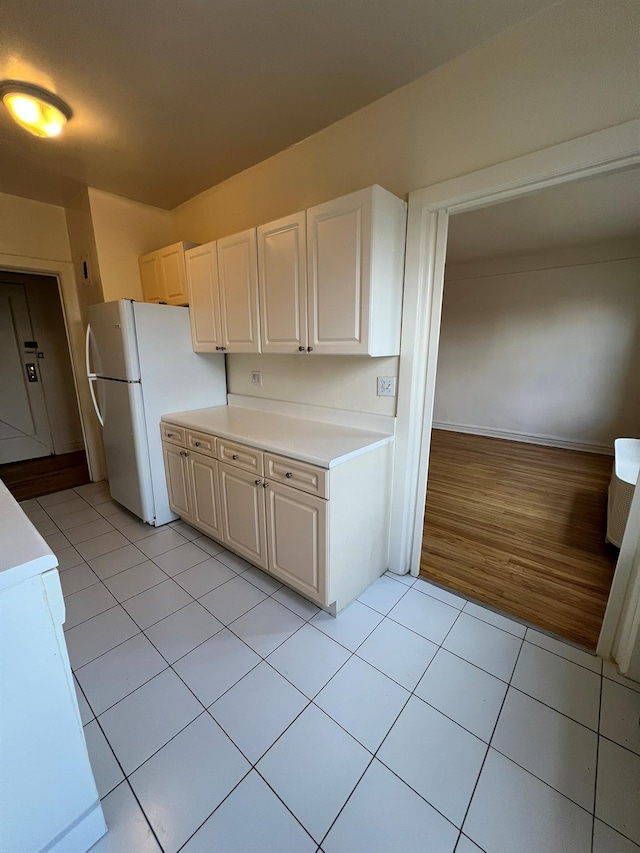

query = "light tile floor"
[[21, 483, 640, 853]]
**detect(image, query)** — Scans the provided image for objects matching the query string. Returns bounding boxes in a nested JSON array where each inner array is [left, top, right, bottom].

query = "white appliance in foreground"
[[86, 300, 226, 525]]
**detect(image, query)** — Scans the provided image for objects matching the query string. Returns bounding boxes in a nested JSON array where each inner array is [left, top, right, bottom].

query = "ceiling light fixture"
[[0, 80, 72, 138]]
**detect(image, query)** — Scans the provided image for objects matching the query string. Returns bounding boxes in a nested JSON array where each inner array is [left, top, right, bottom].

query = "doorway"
[[0, 270, 90, 498], [418, 168, 639, 649], [416, 168, 640, 646], [389, 119, 640, 666]]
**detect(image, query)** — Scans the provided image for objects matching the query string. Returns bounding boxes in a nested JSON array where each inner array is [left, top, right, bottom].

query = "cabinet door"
[[218, 461, 267, 568], [162, 442, 192, 519], [185, 243, 223, 351], [257, 212, 307, 354], [139, 253, 166, 304], [160, 243, 189, 306], [265, 481, 327, 604], [306, 188, 372, 355], [188, 450, 222, 540], [217, 229, 260, 353]]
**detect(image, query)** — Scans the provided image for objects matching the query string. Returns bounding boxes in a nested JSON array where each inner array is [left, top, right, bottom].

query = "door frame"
[[0, 253, 105, 481], [387, 117, 640, 663]]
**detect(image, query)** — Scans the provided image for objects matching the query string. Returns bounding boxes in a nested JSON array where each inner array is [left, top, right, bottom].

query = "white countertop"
[[162, 404, 394, 468], [0, 480, 58, 590]]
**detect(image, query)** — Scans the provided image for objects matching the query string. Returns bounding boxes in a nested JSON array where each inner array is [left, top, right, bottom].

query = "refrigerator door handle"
[[88, 376, 104, 426], [85, 322, 94, 378]]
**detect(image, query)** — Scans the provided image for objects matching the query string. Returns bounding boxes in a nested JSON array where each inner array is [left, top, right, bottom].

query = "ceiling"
[[0, 0, 558, 210], [446, 167, 640, 264]]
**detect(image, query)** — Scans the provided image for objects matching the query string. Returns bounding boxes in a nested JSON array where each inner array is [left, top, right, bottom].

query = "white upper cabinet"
[[139, 241, 194, 306], [217, 229, 260, 353], [257, 212, 308, 354], [139, 253, 164, 304], [306, 185, 406, 356], [185, 242, 223, 351], [184, 186, 406, 356]]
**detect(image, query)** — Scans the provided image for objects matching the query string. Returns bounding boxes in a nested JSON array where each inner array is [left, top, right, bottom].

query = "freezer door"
[[97, 378, 155, 522], [87, 300, 140, 381]]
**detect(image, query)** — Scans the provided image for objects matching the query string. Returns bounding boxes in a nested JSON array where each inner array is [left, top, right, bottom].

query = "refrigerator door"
[[96, 378, 155, 522], [86, 301, 140, 381], [133, 302, 227, 525]]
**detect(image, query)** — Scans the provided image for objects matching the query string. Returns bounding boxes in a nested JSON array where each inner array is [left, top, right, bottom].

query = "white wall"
[[227, 355, 397, 416], [433, 242, 640, 451], [88, 189, 172, 302], [171, 0, 639, 417]]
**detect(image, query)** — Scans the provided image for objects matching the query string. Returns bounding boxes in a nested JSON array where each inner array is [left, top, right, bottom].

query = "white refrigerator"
[[86, 300, 226, 525]]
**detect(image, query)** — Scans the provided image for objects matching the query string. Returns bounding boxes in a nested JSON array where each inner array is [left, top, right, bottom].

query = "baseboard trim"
[[432, 421, 613, 456]]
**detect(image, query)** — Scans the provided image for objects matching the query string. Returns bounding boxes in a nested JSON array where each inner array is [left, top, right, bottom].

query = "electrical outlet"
[[251, 370, 262, 386], [377, 376, 396, 397]]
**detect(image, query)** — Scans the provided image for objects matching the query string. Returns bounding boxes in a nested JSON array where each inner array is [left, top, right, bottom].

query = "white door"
[[188, 450, 222, 540], [217, 229, 260, 353], [257, 212, 308, 354], [185, 243, 224, 352], [219, 461, 267, 568], [162, 442, 192, 520], [0, 284, 53, 463], [265, 481, 327, 603], [306, 188, 372, 355]]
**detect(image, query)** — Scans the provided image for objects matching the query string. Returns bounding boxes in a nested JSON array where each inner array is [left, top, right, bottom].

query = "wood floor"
[[0, 450, 90, 501], [420, 430, 618, 650]]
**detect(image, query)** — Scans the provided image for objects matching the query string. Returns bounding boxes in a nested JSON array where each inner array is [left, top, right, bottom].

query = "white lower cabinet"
[[163, 442, 192, 519], [265, 481, 326, 603], [188, 451, 222, 540], [162, 424, 391, 612], [218, 462, 268, 570]]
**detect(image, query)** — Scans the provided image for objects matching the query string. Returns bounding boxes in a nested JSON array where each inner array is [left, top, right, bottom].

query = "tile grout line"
[[456, 633, 526, 841], [592, 664, 604, 853]]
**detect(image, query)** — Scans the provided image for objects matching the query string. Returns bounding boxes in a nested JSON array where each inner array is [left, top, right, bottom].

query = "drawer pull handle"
[[232, 454, 239, 460], [167, 432, 177, 438], [255, 479, 262, 486], [194, 441, 201, 446], [285, 472, 293, 478]]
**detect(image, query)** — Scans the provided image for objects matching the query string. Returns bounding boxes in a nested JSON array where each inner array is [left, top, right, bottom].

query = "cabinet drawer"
[[218, 439, 264, 475], [161, 423, 186, 446], [265, 453, 328, 499], [186, 430, 216, 457]]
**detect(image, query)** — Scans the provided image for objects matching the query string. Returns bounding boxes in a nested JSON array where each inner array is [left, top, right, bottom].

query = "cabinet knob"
[[194, 441, 201, 446], [263, 481, 270, 488], [215, 346, 221, 351], [255, 479, 262, 486], [232, 454, 239, 460], [180, 450, 188, 457], [221, 346, 226, 351], [167, 432, 176, 438], [298, 346, 305, 352], [285, 472, 293, 478], [307, 346, 313, 352]]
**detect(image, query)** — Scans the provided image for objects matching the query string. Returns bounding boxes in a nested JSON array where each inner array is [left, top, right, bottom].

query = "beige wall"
[[64, 188, 105, 319], [171, 0, 640, 416], [88, 189, 172, 302], [434, 242, 640, 450], [0, 192, 71, 261]]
